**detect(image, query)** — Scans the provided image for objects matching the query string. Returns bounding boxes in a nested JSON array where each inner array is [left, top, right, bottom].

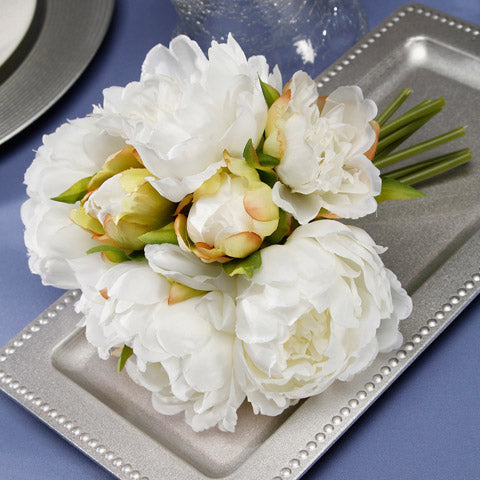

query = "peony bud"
[[83, 168, 175, 250], [177, 151, 279, 263]]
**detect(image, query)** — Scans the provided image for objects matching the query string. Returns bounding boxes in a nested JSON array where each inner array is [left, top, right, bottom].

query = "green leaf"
[[51, 176, 92, 204], [376, 176, 425, 203], [117, 345, 133, 373], [259, 77, 280, 108], [266, 209, 290, 244], [138, 222, 178, 245], [257, 152, 280, 167], [86, 245, 130, 263], [258, 169, 277, 188], [223, 250, 262, 278]]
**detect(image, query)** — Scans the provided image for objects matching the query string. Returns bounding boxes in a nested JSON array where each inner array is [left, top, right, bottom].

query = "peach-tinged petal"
[[223, 150, 259, 185], [174, 194, 193, 216], [99, 288, 109, 300], [243, 186, 279, 222], [251, 218, 279, 238], [69, 207, 105, 235], [364, 120, 380, 161], [88, 145, 143, 192], [194, 243, 231, 263], [174, 214, 193, 251], [316, 211, 341, 219], [282, 78, 293, 95], [193, 170, 224, 202], [263, 90, 291, 159], [316, 95, 327, 113], [91, 232, 121, 248], [220, 232, 262, 258]]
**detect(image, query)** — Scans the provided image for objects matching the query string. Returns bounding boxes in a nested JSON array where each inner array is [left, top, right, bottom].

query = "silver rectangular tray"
[[1, 4, 480, 479]]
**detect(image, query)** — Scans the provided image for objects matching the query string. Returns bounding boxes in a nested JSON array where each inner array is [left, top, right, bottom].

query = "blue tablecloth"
[[1, 1, 479, 478]]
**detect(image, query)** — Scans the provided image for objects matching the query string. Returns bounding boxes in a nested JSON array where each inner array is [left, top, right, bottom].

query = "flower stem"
[[374, 126, 466, 169], [382, 148, 471, 179], [379, 97, 445, 139], [396, 148, 472, 185], [375, 100, 433, 158], [376, 87, 413, 126], [376, 111, 438, 156], [403, 98, 431, 114]]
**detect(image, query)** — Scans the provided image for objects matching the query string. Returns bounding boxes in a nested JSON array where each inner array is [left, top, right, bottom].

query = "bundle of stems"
[[374, 88, 471, 186]]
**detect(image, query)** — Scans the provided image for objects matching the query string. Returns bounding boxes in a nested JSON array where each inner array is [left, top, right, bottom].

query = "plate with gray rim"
[[0, 0, 114, 146], [1, 3, 480, 480]]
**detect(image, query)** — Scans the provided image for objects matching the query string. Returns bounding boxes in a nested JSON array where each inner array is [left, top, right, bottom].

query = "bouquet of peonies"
[[22, 35, 470, 432]]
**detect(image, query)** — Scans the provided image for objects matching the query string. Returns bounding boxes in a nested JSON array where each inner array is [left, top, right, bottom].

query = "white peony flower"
[[22, 117, 127, 288], [264, 72, 381, 224], [234, 220, 411, 416], [94, 34, 282, 202], [75, 258, 245, 432]]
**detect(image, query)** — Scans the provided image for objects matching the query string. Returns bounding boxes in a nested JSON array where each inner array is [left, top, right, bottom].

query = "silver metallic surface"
[[1, 4, 480, 479], [0, 0, 114, 146]]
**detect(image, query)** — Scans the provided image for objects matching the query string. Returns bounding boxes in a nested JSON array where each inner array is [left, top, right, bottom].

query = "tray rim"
[[1, 3, 480, 480]]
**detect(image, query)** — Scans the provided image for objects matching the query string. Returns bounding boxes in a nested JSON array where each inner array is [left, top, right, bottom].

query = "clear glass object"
[[171, 0, 368, 80]]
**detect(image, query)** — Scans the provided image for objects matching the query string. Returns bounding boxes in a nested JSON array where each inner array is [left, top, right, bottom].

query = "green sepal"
[[117, 345, 133, 373], [51, 176, 92, 204], [259, 76, 280, 108], [86, 245, 130, 263], [258, 169, 277, 188], [86, 245, 145, 263], [243, 139, 259, 170], [265, 209, 290, 244], [256, 135, 265, 153], [222, 250, 262, 278], [128, 250, 146, 262], [376, 176, 425, 203], [138, 222, 178, 245], [243, 139, 278, 187], [257, 152, 280, 167]]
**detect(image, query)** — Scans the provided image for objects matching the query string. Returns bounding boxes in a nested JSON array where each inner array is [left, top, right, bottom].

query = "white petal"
[[272, 182, 323, 225], [183, 332, 233, 391], [148, 159, 224, 202], [145, 243, 234, 293]]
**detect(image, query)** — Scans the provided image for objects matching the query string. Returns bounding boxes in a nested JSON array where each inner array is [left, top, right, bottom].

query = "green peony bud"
[[84, 168, 175, 250]]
